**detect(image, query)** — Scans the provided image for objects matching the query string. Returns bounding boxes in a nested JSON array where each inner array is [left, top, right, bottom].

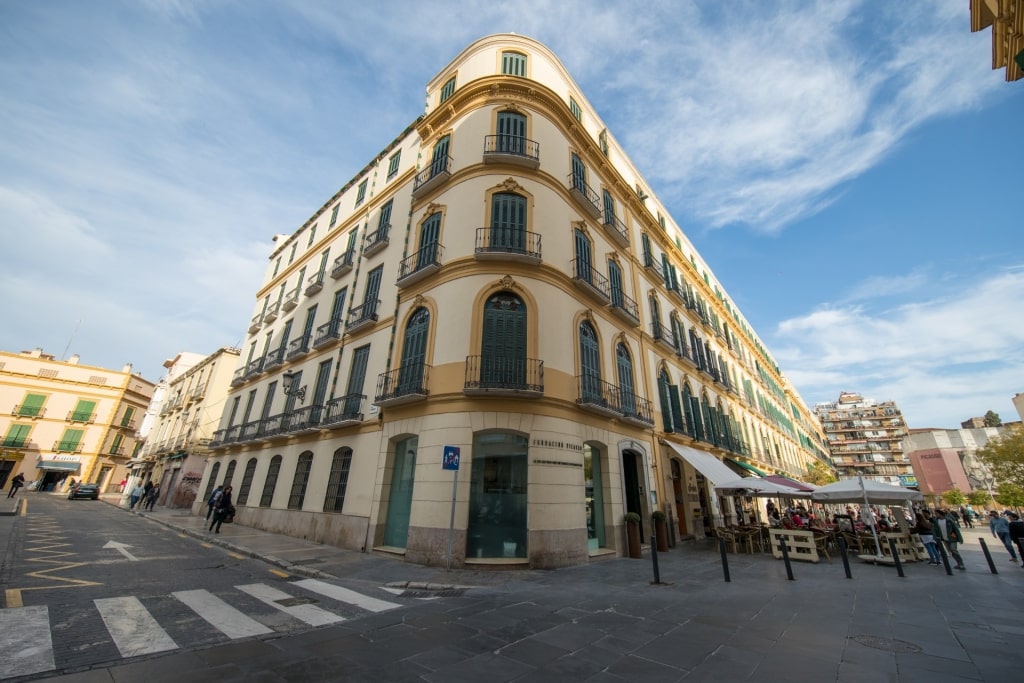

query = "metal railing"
[[474, 227, 542, 260], [375, 363, 430, 403], [571, 260, 611, 301], [483, 134, 540, 162], [464, 356, 544, 393], [322, 394, 364, 427]]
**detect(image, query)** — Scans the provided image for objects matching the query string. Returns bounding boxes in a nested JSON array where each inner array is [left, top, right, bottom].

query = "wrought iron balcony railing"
[[474, 227, 541, 263], [322, 394, 364, 428], [482, 134, 540, 167], [364, 225, 390, 257], [571, 259, 611, 303], [313, 318, 344, 348], [67, 411, 95, 424], [331, 249, 356, 279], [347, 299, 380, 334], [286, 334, 312, 361], [374, 363, 430, 406], [464, 356, 544, 395], [601, 209, 629, 246], [567, 174, 601, 218], [396, 244, 443, 288], [412, 155, 453, 197], [608, 288, 640, 327]]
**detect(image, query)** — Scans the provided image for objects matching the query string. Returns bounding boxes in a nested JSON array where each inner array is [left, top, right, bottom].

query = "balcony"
[[286, 334, 312, 362], [322, 394, 364, 429], [363, 225, 390, 258], [620, 393, 655, 428], [53, 440, 83, 454], [396, 244, 443, 288], [1, 436, 29, 449], [571, 260, 611, 304], [576, 376, 621, 419], [263, 302, 281, 324], [667, 284, 688, 307], [12, 404, 45, 419], [305, 272, 324, 296], [330, 249, 356, 278], [231, 367, 247, 387], [600, 209, 629, 247], [412, 155, 452, 199], [286, 404, 324, 434], [474, 227, 541, 265], [464, 356, 544, 397], [248, 314, 263, 334], [244, 356, 266, 379], [482, 134, 540, 168], [67, 410, 95, 424], [374, 363, 430, 407], [260, 413, 288, 440], [209, 429, 227, 448], [191, 384, 206, 401], [608, 290, 640, 327], [263, 347, 286, 370], [651, 322, 677, 352], [237, 420, 263, 443], [347, 299, 380, 335], [116, 418, 138, 431], [567, 174, 601, 219], [282, 288, 300, 312], [313, 319, 344, 349]]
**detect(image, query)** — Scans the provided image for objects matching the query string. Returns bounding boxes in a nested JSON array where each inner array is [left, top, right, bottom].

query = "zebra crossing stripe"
[[293, 578, 401, 613], [94, 597, 178, 657], [172, 589, 274, 639], [236, 583, 344, 627], [0, 605, 54, 679]]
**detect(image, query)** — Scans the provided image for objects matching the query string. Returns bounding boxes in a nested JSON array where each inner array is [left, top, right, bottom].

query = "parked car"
[[68, 483, 100, 500]]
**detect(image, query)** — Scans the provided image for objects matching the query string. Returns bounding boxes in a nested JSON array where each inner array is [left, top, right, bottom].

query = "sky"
[[1, 0, 1021, 430]]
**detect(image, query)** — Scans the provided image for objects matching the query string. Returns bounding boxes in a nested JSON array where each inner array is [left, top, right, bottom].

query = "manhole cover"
[[851, 635, 922, 653], [276, 596, 317, 607]]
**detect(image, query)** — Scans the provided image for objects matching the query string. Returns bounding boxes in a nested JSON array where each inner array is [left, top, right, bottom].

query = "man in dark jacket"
[[1007, 512, 1024, 568], [934, 509, 965, 570]]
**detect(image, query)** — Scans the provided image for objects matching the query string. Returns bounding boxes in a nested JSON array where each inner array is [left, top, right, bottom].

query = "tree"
[[941, 487, 966, 507], [975, 425, 1024, 489], [966, 489, 991, 507], [983, 410, 1002, 427], [805, 460, 837, 486], [995, 482, 1024, 510]]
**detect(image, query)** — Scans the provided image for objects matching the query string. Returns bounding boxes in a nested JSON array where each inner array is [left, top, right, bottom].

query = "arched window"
[[491, 192, 527, 251], [481, 292, 527, 387], [222, 460, 237, 489], [202, 463, 221, 502], [237, 458, 257, 505], [260, 455, 282, 508], [616, 343, 636, 415], [702, 393, 718, 447], [323, 447, 353, 512], [398, 307, 430, 393], [430, 135, 450, 178], [657, 368, 675, 433], [608, 259, 624, 308], [287, 451, 313, 510], [579, 321, 601, 402]]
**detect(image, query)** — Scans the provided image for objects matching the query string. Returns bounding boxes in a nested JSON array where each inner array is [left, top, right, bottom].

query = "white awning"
[[664, 442, 737, 486], [36, 461, 81, 472]]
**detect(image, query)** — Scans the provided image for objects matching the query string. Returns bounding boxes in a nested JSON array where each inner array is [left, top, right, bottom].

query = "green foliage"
[[941, 487, 967, 506], [975, 425, 1024, 489], [983, 410, 1002, 427], [966, 489, 991, 507], [805, 460, 837, 486], [650, 510, 666, 522], [996, 482, 1024, 509], [624, 512, 641, 523]]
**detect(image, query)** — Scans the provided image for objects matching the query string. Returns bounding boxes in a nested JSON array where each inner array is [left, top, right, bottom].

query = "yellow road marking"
[[269, 569, 289, 579], [19, 498, 27, 515], [228, 552, 245, 560], [5, 589, 23, 608], [199, 543, 212, 548]]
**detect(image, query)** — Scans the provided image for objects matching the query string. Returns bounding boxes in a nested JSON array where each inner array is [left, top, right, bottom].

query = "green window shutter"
[[669, 385, 685, 431], [120, 406, 135, 427], [71, 400, 95, 422], [3, 423, 31, 447], [346, 346, 371, 395], [439, 76, 456, 103], [18, 394, 46, 417], [657, 372, 674, 433], [110, 432, 124, 454], [58, 428, 84, 451]]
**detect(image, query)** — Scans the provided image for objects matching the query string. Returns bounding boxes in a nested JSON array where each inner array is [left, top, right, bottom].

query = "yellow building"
[[1, 348, 154, 493], [971, 0, 1023, 81], [203, 34, 829, 568]]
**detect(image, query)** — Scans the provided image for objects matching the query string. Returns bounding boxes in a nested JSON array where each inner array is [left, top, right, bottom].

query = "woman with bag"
[[208, 485, 234, 534]]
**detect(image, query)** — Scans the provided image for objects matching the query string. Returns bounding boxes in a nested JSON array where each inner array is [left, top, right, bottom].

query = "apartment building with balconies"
[[201, 34, 829, 568], [814, 391, 913, 487], [0, 348, 154, 493]]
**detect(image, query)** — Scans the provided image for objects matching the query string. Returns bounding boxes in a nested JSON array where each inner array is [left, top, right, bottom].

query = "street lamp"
[[282, 372, 306, 403]]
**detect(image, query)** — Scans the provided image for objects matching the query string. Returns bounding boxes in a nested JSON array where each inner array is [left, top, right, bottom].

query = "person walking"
[[988, 510, 1018, 562], [205, 485, 223, 521], [208, 485, 233, 534], [914, 510, 941, 565], [934, 509, 966, 570], [129, 483, 145, 510], [144, 484, 160, 511], [7, 472, 25, 498], [1007, 512, 1024, 568], [959, 506, 974, 529]]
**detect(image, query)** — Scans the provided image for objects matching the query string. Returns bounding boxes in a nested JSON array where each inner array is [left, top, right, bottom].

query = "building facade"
[[0, 348, 154, 492], [970, 0, 1023, 81], [814, 392, 913, 487], [128, 348, 239, 507], [202, 34, 830, 568], [904, 426, 1004, 498]]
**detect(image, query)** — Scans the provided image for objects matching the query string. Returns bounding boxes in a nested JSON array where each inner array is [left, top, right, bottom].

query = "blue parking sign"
[[442, 446, 460, 471]]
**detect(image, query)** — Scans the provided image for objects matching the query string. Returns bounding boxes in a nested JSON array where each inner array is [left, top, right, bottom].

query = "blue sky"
[[1, 0, 1021, 429]]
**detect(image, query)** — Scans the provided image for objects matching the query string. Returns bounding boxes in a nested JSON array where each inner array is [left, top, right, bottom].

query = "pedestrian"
[[144, 484, 160, 511], [208, 485, 234, 534], [118, 478, 127, 493], [1007, 512, 1024, 568], [914, 510, 941, 565], [987, 510, 1017, 562], [7, 472, 25, 498], [129, 483, 145, 510], [959, 506, 973, 529], [933, 509, 966, 570], [205, 485, 223, 521]]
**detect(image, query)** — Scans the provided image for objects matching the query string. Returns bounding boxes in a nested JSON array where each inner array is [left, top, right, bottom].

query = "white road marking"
[[0, 606, 54, 679], [235, 583, 344, 626], [103, 541, 139, 561], [293, 578, 400, 612], [94, 597, 178, 657], [173, 589, 274, 639]]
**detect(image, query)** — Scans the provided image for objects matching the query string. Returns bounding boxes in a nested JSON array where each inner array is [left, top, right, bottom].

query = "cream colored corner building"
[[0, 348, 154, 493], [200, 34, 830, 568]]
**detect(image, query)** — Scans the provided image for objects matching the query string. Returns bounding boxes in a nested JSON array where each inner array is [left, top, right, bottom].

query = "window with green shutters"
[[377, 199, 393, 238], [398, 308, 430, 393], [569, 97, 582, 122], [70, 399, 95, 423], [496, 111, 527, 155], [657, 370, 674, 433], [501, 51, 527, 76], [237, 458, 258, 505], [260, 455, 282, 507], [387, 151, 401, 180], [120, 406, 135, 427], [17, 393, 46, 417], [109, 432, 124, 454], [329, 204, 340, 226], [599, 128, 609, 156], [56, 428, 84, 452], [491, 192, 526, 251], [481, 293, 526, 386], [416, 212, 441, 270], [439, 75, 456, 103], [578, 321, 601, 403], [344, 345, 371, 417], [616, 344, 636, 415], [288, 451, 313, 510], [3, 423, 31, 448], [323, 447, 353, 512], [355, 180, 368, 206]]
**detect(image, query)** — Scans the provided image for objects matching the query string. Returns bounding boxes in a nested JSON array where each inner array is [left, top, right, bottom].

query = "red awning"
[[764, 474, 816, 492]]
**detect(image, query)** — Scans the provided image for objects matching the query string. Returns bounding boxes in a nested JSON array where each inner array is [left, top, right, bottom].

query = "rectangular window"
[[387, 151, 401, 180], [259, 381, 278, 421], [569, 97, 581, 122], [109, 432, 124, 455], [501, 51, 527, 76], [226, 396, 241, 427], [272, 258, 281, 277], [70, 399, 96, 423], [329, 204, 340, 226], [345, 345, 371, 396], [355, 180, 368, 206], [317, 249, 330, 278], [439, 76, 456, 103], [120, 406, 135, 427], [599, 129, 609, 157], [323, 449, 353, 513], [241, 390, 257, 423], [56, 428, 83, 452], [377, 199, 393, 239], [658, 213, 666, 230], [17, 393, 46, 417], [3, 423, 31, 448], [307, 225, 317, 247], [288, 243, 297, 264]]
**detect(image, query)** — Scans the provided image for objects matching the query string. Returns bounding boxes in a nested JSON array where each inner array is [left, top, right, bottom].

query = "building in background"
[[1013, 392, 1024, 422], [0, 348, 154, 492], [203, 34, 830, 569], [970, 0, 1023, 81], [904, 426, 1005, 501], [128, 348, 239, 508], [814, 392, 913, 487]]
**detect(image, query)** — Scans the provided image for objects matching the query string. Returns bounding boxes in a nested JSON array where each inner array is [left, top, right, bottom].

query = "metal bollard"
[[978, 538, 998, 575], [887, 538, 905, 578], [838, 536, 852, 579], [778, 536, 795, 581], [651, 534, 662, 584], [719, 537, 731, 582], [936, 539, 953, 576]]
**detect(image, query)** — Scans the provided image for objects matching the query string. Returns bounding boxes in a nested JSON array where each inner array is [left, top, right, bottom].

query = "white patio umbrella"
[[713, 476, 814, 498], [811, 475, 924, 557]]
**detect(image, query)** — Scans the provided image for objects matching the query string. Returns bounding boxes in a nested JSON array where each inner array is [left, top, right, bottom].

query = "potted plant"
[[624, 512, 642, 558], [651, 509, 669, 552]]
